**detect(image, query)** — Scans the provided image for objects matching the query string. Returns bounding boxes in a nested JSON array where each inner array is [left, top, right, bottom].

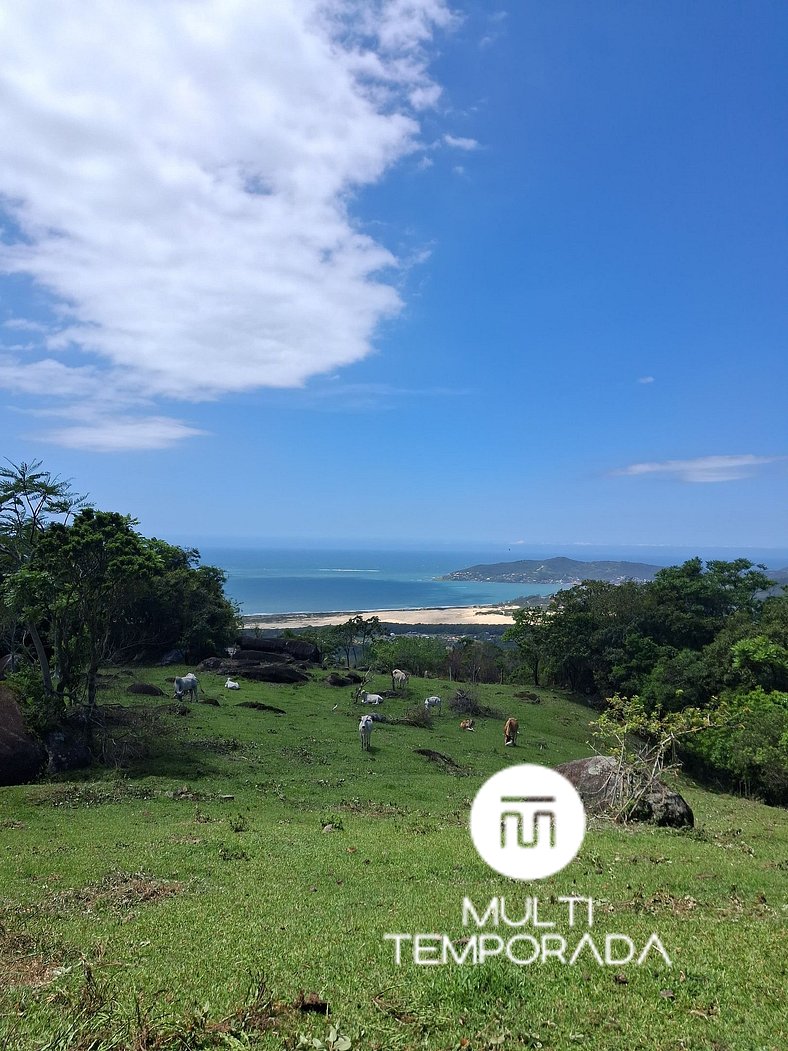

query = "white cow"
[[359, 714, 373, 751], [224, 678, 240, 690], [392, 669, 409, 690], [360, 691, 384, 705], [424, 695, 442, 714], [174, 673, 199, 701]]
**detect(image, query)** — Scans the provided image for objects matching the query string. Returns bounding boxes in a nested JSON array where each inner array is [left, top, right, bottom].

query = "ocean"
[[198, 547, 561, 616], [195, 543, 788, 617]]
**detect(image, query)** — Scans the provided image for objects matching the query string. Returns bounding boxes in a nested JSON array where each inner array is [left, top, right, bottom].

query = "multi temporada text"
[[384, 896, 671, 967]]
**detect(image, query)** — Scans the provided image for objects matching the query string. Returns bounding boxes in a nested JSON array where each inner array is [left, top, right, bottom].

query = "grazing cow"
[[359, 714, 373, 751], [360, 691, 384, 705], [174, 673, 199, 702], [424, 695, 442, 715], [460, 718, 475, 732], [224, 678, 240, 690], [392, 669, 409, 690], [504, 717, 519, 746]]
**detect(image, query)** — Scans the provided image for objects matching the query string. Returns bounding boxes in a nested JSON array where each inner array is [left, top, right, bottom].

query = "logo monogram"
[[470, 765, 586, 880]]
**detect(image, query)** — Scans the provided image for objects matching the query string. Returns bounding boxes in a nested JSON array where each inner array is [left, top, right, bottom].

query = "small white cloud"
[[637, 376, 655, 384], [615, 454, 783, 483], [453, 165, 466, 176], [35, 415, 207, 452], [443, 134, 480, 150]]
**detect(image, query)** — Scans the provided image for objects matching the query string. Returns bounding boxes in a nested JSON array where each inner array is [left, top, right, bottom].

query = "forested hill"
[[440, 556, 662, 584]]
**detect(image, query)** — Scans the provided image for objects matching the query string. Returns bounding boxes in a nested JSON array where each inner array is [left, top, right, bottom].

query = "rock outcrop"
[[0, 684, 45, 785], [556, 755, 694, 828]]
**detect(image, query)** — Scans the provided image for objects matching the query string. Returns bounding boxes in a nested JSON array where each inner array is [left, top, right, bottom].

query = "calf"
[[360, 691, 384, 705], [460, 719, 475, 732], [503, 717, 519, 746], [224, 678, 240, 690], [174, 673, 199, 702], [424, 695, 442, 714], [359, 714, 373, 751]]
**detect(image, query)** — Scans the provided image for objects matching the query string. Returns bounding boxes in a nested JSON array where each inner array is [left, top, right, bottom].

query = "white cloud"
[[614, 454, 783, 483], [637, 375, 655, 384], [0, 0, 452, 450], [443, 134, 481, 150], [38, 416, 208, 453]]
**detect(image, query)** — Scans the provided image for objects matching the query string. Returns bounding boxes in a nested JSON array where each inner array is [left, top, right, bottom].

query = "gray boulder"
[[556, 755, 694, 828], [241, 664, 310, 684], [0, 685, 44, 785]]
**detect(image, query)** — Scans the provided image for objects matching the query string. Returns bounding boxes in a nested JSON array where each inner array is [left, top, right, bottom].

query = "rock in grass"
[[556, 755, 694, 828], [0, 685, 45, 786]]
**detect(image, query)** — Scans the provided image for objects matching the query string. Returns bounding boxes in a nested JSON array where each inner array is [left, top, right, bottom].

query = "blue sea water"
[[198, 547, 561, 615], [195, 544, 788, 617]]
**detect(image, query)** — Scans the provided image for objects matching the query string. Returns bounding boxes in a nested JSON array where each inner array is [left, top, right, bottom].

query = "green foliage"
[[506, 559, 788, 801], [4, 664, 64, 735], [370, 634, 446, 678], [131, 539, 239, 661], [592, 694, 724, 822], [297, 1027, 352, 1051], [689, 688, 788, 802]]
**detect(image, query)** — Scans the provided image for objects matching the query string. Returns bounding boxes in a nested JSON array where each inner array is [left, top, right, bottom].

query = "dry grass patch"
[[50, 871, 184, 914]]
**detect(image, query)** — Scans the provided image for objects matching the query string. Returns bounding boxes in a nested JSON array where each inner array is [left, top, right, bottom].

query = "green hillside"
[[1, 667, 786, 1050]]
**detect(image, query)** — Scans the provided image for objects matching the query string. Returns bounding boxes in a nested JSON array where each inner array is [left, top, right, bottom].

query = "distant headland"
[[439, 556, 663, 585]]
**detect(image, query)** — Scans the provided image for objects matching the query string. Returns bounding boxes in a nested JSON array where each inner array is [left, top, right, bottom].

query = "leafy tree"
[[369, 635, 446, 678], [0, 459, 86, 692], [127, 539, 239, 662], [505, 608, 547, 685], [30, 509, 160, 707], [690, 688, 788, 803], [334, 615, 381, 668]]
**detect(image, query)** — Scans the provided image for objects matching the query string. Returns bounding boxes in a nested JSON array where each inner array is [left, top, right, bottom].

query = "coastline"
[[241, 603, 519, 629]]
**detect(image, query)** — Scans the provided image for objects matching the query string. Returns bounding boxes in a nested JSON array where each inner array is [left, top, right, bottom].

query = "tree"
[[505, 608, 548, 685], [334, 615, 381, 668], [126, 539, 239, 662], [31, 509, 160, 707], [0, 459, 86, 692]]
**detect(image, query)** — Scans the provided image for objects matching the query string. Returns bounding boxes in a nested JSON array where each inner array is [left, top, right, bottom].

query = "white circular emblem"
[[470, 764, 586, 880]]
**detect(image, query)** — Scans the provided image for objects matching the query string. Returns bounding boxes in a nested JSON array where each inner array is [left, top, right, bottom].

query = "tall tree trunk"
[[26, 620, 53, 693]]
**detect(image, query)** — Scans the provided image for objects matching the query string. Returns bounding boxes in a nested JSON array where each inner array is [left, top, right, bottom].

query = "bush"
[[5, 666, 65, 736], [448, 688, 504, 720], [400, 705, 433, 729]]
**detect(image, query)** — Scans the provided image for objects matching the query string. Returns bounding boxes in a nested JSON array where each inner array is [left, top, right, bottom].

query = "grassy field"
[[0, 665, 786, 1050]]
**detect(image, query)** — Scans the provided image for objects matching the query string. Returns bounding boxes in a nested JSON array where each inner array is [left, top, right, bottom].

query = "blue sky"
[[0, 1, 785, 551]]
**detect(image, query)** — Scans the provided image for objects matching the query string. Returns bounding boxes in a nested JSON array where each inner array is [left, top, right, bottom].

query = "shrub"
[[5, 665, 65, 736]]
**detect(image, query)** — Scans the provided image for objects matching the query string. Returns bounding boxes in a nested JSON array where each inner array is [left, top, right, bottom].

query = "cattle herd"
[[173, 672, 522, 756]]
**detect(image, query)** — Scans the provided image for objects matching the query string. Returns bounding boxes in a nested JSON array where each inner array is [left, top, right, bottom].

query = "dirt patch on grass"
[[0, 927, 65, 989], [31, 782, 155, 808], [413, 748, 469, 775], [236, 701, 286, 714], [50, 871, 184, 914], [280, 745, 329, 765]]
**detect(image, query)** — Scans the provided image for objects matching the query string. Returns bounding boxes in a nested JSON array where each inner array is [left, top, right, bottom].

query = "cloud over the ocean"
[[0, 0, 452, 449]]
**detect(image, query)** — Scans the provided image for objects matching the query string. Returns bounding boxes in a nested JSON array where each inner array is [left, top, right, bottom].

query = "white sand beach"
[[242, 603, 520, 629]]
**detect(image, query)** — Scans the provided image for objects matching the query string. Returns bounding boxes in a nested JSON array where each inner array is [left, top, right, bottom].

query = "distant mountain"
[[768, 567, 788, 585], [440, 556, 663, 585]]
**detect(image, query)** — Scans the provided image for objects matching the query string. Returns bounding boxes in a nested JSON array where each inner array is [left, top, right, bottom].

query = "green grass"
[[1, 666, 786, 1050]]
